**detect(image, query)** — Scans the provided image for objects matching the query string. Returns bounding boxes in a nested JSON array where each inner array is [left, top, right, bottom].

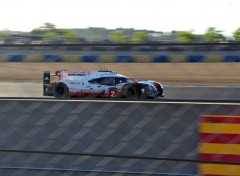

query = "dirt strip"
[[0, 62, 239, 86]]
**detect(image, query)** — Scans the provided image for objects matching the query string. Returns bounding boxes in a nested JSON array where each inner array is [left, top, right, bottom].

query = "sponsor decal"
[[70, 82, 81, 84], [68, 73, 86, 76]]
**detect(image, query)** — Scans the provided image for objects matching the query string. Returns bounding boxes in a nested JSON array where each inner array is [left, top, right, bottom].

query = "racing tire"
[[53, 83, 70, 98], [122, 84, 139, 99], [158, 87, 163, 96]]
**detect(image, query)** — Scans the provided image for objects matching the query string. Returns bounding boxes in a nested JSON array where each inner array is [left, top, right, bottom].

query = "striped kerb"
[[199, 115, 240, 176]]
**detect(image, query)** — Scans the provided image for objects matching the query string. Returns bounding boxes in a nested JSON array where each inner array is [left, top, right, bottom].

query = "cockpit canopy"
[[88, 76, 130, 86]]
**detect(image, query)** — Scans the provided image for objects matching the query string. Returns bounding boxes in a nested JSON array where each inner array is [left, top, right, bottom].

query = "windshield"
[[89, 76, 130, 85]]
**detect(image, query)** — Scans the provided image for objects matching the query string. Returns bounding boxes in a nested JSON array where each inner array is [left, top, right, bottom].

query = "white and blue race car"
[[43, 69, 164, 99]]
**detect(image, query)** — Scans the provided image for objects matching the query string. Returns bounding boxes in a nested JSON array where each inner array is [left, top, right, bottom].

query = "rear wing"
[[43, 71, 59, 83], [43, 71, 58, 96], [43, 71, 50, 85], [43, 71, 51, 96]]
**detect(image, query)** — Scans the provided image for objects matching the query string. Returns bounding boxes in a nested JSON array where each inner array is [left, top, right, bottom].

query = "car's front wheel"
[[53, 83, 70, 98], [122, 84, 139, 99]]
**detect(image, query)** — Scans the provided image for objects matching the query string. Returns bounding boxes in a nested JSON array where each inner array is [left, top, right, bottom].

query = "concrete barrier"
[[0, 99, 239, 175]]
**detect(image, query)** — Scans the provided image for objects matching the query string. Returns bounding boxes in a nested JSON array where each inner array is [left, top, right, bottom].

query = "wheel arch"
[[53, 82, 70, 98], [121, 83, 140, 98]]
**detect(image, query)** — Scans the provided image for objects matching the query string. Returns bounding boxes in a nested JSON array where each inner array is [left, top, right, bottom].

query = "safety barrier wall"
[[199, 115, 240, 176], [1, 54, 240, 62], [0, 100, 239, 175]]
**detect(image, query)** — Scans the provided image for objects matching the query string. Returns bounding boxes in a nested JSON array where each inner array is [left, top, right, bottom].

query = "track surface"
[[0, 63, 239, 100], [1, 82, 240, 101], [0, 62, 240, 86]]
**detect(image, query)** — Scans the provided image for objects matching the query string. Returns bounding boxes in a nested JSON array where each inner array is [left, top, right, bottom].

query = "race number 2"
[[110, 91, 115, 97], [108, 89, 117, 97]]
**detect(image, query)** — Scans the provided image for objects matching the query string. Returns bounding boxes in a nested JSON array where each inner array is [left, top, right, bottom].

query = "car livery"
[[43, 69, 164, 99]]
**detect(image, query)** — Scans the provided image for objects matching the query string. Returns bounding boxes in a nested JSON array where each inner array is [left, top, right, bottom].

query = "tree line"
[[1, 23, 240, 43]]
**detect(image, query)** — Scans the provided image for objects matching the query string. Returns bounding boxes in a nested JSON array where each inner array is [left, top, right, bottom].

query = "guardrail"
[[1, 43, 240, 62], [0, 42, 240, 51], [0, 54, 239, 62]]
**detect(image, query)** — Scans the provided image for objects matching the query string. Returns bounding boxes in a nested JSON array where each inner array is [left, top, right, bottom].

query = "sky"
[[0, 0, 239, 35]]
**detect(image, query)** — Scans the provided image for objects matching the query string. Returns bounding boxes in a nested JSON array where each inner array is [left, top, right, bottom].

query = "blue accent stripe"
[[8, 55, 24, 62], [187, 55, 205, 62], [44, 55, 60, 62], [224, 55, 240, 62], [82, 55, 97, 62], [117, 56, 133, 62], [153, 55, 169, 62]]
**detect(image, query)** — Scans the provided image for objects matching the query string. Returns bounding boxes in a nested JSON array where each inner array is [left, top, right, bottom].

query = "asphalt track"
[[1, 82, 240, 101], [0, 62, 240, 101]]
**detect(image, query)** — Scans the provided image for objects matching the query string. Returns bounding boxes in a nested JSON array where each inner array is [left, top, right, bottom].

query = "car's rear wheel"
[[53, 83, 69, 98], [122, 84, 139, 99]]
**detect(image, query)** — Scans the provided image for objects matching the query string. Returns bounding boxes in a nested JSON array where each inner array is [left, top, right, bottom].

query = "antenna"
[[98, 66, 112, 72]]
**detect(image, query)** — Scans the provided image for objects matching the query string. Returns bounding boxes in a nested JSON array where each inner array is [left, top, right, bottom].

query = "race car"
[[43, 69, 164, 99]]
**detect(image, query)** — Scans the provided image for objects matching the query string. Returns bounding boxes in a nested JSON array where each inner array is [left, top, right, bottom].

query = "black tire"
[[158, 87, 163, 96], [122, 84, 139, 99], [53, 83, 69, 98]]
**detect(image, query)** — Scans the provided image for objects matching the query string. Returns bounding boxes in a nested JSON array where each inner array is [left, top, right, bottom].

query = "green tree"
[[40, 23, 56, 31], [233, 28, 240, 41], [30, 28, 45, 35], [31, 23, 80, 43], [109, 31, 128, 43], [0, 30, 10, 41], [46, 31, 58, 38], [177, 31, 196, 42], [89, 35, 101, 42], [64, 30, 80, 43], [203, 27, 225, 42], [131, 31, 148, 43], [31, 22, 56, 35], [42, 32, 58, 43]]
